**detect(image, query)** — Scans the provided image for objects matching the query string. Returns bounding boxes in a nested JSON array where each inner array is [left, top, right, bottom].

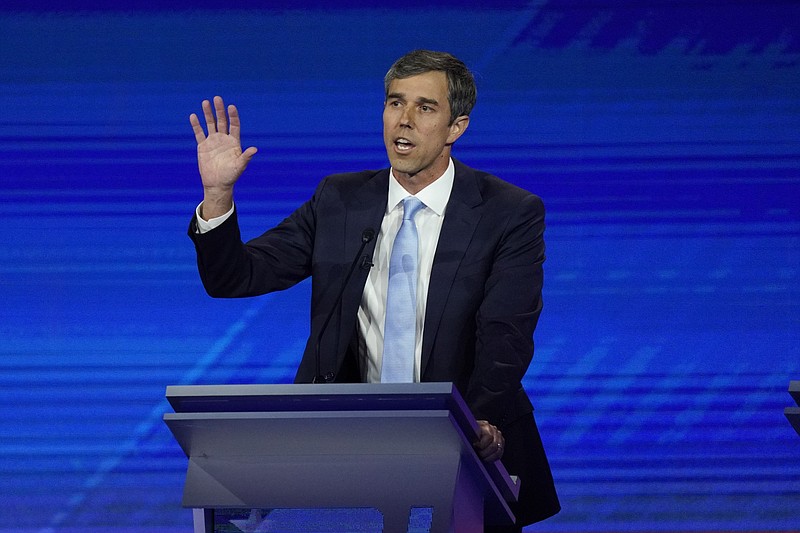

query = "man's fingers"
[[241, 146, 258, 161], [214, 96, 228, 135], [189, 113, 206, 144], [474, 420, 504, 462], [477, 442, 502, 461], [194, 96, 255, 175], [202, 99, 216, 134], [195, 97, 248, 148], [232, 147, 259, 177], [478, 439, 504, 462], [229, 104, 242, 142]]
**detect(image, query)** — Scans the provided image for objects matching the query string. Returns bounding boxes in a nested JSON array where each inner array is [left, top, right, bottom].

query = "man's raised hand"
[[189, 96, 257, 219]]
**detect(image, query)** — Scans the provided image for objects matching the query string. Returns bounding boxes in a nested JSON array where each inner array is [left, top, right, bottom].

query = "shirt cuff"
[[195, 202, 235, 234]]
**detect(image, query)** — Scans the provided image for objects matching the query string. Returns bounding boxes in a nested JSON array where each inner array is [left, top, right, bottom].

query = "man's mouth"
[[395, 138, 415, 152]]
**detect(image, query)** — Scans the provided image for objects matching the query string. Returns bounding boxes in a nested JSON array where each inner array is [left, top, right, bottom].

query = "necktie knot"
[[402, 197, 425, 222]]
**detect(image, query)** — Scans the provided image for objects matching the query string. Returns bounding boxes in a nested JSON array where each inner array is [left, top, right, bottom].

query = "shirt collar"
[[387, 158, 455, 217]]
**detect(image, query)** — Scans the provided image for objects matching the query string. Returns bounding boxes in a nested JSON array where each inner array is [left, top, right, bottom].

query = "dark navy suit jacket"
[[188, 159, 559, 524]]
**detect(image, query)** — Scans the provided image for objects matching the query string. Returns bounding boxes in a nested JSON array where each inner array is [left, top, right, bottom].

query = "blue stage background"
[[1, 1, 798, 531]]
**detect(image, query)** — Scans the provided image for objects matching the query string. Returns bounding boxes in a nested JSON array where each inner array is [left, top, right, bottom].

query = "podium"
[[163, 382, 520, 533], [787, 381, 800, 437]]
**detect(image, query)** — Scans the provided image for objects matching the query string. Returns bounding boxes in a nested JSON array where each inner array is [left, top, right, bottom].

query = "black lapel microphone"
[[313, 228, 375, 383]]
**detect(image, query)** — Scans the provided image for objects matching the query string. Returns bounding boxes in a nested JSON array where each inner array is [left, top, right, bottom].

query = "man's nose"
[[400, 106, 413, 127]]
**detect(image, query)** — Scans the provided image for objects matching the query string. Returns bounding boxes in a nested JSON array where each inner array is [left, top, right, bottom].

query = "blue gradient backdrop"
[[1, 1, 798, 532]]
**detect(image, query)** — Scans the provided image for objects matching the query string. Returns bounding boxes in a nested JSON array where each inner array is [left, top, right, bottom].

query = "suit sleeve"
[[466, 193, 545, 425], [187, 180, 326, 298]]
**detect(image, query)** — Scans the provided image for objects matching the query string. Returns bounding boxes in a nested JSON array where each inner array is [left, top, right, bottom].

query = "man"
[[188, 50, 559, 530]]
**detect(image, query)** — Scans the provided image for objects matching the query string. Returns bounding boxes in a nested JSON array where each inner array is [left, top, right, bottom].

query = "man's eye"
[[421, 105, 431, 112]]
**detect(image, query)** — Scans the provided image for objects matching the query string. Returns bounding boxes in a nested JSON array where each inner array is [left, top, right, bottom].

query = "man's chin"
[[391, 167, 421, 181], [388, 158, 419, 178]]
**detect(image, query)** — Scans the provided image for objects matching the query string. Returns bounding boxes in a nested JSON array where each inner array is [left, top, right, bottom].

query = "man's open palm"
[[190, 95, 257, 193]]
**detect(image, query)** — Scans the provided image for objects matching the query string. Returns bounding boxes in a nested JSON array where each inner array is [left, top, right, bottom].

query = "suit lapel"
[[343, 169, 389, 267], [336, 169, 389, 368], [421, 161, 483, 376]]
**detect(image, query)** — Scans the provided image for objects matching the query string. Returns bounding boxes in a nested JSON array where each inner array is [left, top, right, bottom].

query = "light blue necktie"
[[381, 197, 425, 383]]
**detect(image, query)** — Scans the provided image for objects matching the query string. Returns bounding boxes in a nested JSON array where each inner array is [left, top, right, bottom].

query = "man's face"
[[383, 71, 468, 191]]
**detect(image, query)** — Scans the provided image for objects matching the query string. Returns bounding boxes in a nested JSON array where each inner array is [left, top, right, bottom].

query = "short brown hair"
[[384, 49, 477, 125]]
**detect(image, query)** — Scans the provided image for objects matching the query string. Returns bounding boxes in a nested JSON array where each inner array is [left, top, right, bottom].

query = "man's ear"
[[446, 115, 470, 145]]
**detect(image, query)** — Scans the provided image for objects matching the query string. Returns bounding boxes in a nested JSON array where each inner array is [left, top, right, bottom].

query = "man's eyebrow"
[[385, 93, 439, 106], [416, 97, 439, 106]]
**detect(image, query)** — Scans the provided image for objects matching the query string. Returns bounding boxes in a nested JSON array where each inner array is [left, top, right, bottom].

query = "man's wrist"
[[200, 189, 234, 220]]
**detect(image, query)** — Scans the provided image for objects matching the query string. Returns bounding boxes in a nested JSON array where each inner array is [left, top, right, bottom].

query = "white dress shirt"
[[195, 158, 456, 384], [358, 159, 454, 383]]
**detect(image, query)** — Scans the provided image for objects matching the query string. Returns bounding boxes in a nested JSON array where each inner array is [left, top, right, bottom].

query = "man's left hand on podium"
[[474, 420, 505, 462]]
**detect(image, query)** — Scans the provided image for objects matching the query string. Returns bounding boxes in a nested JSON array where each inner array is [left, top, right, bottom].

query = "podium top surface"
[[166, 382, 465, 414], [790, 381, 800, 405]]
